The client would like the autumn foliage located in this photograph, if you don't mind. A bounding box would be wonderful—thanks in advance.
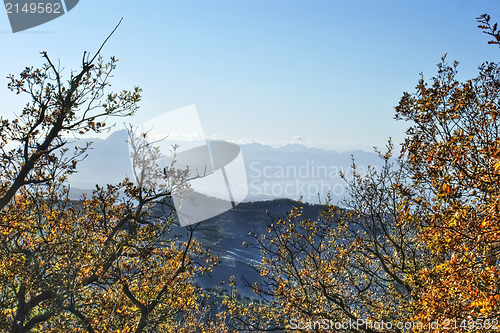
[396,52,500,326]
[226,14,500,333]
[0,40,225,332]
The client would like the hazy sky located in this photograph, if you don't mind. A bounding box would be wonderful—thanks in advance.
[1,0,500,151]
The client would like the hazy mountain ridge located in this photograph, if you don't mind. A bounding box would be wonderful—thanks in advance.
[67,129,384,203]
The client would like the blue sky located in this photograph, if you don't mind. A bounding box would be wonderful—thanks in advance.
[1,0,500,151]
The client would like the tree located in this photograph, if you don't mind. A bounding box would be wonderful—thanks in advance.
[226,149,425,333]
[0,28,226,332]
[227,14,500,333]
[395,28,500,326]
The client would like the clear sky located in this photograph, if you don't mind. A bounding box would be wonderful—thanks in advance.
[1,0,500,151]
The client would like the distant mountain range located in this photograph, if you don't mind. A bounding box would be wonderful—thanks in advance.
[67,129,384,204]
[65,130,378,296]
[62,131,385,299]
